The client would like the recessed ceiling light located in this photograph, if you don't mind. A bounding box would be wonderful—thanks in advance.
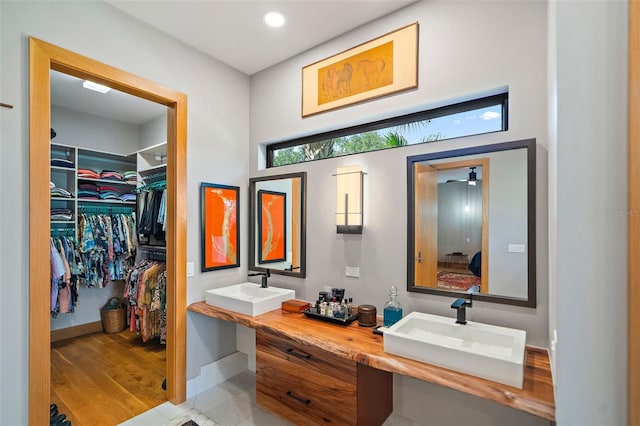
[82,80,111,94]
[263,11,285,28]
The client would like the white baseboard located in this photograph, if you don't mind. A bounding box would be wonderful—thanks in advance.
[186,351,248,399]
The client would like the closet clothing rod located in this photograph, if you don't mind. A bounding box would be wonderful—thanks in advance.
[135,179,166,193]
[50,228,76,237]
[78,205,135,214]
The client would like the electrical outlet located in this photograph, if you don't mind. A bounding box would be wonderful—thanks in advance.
[346,266,360,277]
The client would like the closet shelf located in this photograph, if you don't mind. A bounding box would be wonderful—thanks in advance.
[138,163,166,174]
[51,166,75,172]
[77,177,137,186]
[77,199,136,205]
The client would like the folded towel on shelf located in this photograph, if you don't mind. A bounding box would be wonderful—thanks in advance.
[77,168,100,179]
[51,158,74,168]
[122,170,138,182]
[99,191,121,200]
[100,170,123,181]
[79,183,99,191]
[51,208,72,221]
[50,187,73,198]
[77,189,99,199]
[98,185,121,193]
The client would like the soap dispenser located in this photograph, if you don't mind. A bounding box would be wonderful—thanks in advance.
[383,286,403,327]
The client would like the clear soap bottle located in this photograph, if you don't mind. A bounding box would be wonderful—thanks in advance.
[383,286,403,327]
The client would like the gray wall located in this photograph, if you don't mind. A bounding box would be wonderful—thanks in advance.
[552,1,628,424]
[0,2,248,424]
[487,148,528,298]
[250,1,549,424]
[437,180,483,263]
[140,114,167,150]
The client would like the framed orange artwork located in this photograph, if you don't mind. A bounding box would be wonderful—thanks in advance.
[201,183,240,271]
[258,190,286,264]
[302,22,419,117]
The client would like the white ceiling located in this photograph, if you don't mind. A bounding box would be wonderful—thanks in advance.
[51,70,167,125]
[51,0,415,125]
[106,0,416,76]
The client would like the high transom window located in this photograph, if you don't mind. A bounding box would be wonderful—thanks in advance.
[267,92,508,168]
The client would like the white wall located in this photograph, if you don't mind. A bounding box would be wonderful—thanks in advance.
[437,181,483,263]
[553,1,628,425]
[52,105,140,154]
[140,114,167,150]
[0,2,249,424]
[250,1,549,424]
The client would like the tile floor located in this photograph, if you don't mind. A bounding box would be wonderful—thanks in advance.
[119,369,415,426]
[119,370,289,426]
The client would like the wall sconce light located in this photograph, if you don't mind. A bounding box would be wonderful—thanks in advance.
[335,165,364,234]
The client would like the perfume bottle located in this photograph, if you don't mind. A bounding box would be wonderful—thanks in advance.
[383,286,403,327]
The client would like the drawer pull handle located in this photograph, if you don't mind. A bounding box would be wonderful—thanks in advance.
[286,391,310,405]
[286,348,311,359]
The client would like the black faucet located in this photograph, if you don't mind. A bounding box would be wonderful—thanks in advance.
[451,285,480,324]
[248,269,271,288]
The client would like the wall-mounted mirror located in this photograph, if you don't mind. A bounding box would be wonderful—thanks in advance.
[407,139,536,307]
[249,172,307,278]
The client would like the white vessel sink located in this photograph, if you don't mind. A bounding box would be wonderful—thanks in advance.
[383,311,526,388]
[204,282,295,316]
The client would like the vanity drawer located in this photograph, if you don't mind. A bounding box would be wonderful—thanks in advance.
[256,350,357,425]
[257,332,356,385]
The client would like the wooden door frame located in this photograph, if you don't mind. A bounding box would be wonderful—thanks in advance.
[629,2,639,425]
[29,37,187,425]
[421,158,490,293]
[414,163,439,287]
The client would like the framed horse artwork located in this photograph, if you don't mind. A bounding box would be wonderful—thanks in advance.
[302,22,419,117]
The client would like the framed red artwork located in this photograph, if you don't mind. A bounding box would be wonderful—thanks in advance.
[201,183,240,271]
[257,190,286,264]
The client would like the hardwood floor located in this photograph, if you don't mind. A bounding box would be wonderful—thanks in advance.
[51,331,166,425]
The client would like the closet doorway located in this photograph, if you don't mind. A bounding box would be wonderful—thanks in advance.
[29,38,187,425]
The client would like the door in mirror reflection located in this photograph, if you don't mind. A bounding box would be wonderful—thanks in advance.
[414,160,488,293]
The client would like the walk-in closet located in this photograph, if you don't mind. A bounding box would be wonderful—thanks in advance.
[49,69,170,424]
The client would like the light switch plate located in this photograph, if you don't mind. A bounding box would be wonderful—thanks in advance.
[346,266,360,277]
[508,244,526,253]
[186,262,194,277]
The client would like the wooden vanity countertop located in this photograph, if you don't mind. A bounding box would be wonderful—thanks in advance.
[188,302,555,421]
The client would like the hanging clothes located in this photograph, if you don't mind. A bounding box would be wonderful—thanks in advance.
[136,175,166,244]
[50,235,82,317]
[124,260,166,344]
[137,188,166,242]
[77,212,138,288]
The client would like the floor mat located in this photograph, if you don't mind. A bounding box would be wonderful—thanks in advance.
[163,409,218,426]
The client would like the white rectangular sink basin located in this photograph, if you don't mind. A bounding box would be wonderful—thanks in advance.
[384,311,526,388]
[204,282,295,316]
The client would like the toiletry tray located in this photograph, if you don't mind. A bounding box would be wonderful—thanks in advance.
[302,307,358,325]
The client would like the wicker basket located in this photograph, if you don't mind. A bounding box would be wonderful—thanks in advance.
[100,297,126,334]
